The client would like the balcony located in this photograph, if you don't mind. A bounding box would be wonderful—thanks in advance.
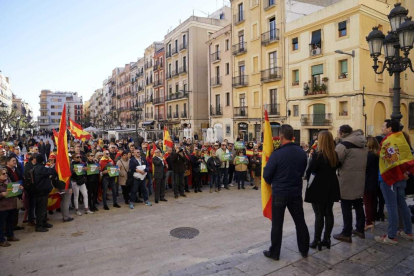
[210,105,222,117]
[145,112,154,119]
[166,91,189,101]
[211,76,222,87]
[155,113,165,121]
[172,47,178,56]
[261,67,282,82]
[180,43,187,51]
[166,72,172,79]
[166,51,172,59]
[310,45,322,56]
[234,106,248,118]
[232,75,248,87]
[301,113,333,126]
[138,86,144,92]
[263,0,276,10]
[304,84,328,96]
[232,42,247,56]
[234,12,244,25]
[211,51,220,63]
[261,29,280,45]
[173,112,179,118]
[172,70,179,78]
[181,111,187,118]
[144,61,153,69]
[167,113,172,119]
[264,103,280,116]
[146,78,153,85]
[153,97,165,105]
[145,96,153,103]
[154,79,164,87]
[179,66,187,75]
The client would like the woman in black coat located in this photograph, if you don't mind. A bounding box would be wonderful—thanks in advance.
[305,131,340,251]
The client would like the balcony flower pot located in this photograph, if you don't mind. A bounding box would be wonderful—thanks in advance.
[320,83,327,94]
[322,77,329,82]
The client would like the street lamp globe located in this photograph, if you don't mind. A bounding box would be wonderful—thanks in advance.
[366,26,385,57]
[397,17,414,51]
[383,32,399,59]
[388,3,408,32]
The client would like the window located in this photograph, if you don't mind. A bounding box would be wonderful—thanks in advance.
[216,94,220,108]
[293,105,299,117]
[253,56,258,72]
[226,92,230,106]
[216,66,220,78]
[220,13,225,20]
[269,17,276,40]
[292,37,298,51]
[183,103,187,114]
[169,85,172,95]
[225,39,229,50]
[377,61,384,81]
[310,30,322,55]
[182,56,187,70]
[254,91,259,107]
[311,64,323,87]
[169,105,172,115]
[175,60,178,72]
[339,60,348,79]
[269,51,277,69]
[175,40,178,50]
[183,34,186,46]
[339,101,348,116]
[238,30,245,47]
[238,3,244,21]
[175,84,179,93]
[252,23,258,39]
[226,63,230,75]
[338,21,347,37]
[175,104,178,113]
[292,70,299,86]
[183,83,187,92]
[409,103,414,129]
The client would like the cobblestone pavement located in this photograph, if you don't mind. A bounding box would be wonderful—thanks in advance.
[1,181,414,276]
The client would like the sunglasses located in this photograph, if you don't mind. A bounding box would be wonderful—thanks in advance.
[75,156,81,158]
[1,173,6,175]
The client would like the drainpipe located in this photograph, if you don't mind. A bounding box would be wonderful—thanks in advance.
[208,42,212,130]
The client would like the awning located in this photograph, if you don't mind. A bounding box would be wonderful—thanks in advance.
[142,121,155,126]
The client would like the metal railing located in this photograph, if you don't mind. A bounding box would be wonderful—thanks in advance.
[166,51,172,59]
[211,51,220,62]
[145,112,154,119]
[166,72,172,79]
[172,70,179,77]
[264,103,280,115]
[180,43,187,51]
[179,66,187,74]
[210,105,222,116]
[232,75,248,87]
[211,76,222,87]
[153,97,165,105]
[173,112,179,118]
[232,42,247,55]
[234,12,244,25]
[172,47,178,56]
[154,79,164,87]
[301,113,333,126]
[263,0,276,10]
[261,29,280,45]
[166,91,189,101]
[261,67,282,82]
[234,106,248,117]
[181,111,187,118]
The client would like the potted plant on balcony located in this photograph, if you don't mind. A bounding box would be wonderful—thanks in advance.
[322,77,329,83]
[320,83,327,94]
[301,117,308,125]
[313,84,321,94]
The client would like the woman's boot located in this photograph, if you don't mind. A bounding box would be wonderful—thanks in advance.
[321,233,331,249]
[309,237,322,251]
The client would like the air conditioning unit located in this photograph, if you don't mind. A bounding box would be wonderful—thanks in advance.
[312,47,321,55]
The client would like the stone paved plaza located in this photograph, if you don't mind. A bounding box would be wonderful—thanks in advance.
[1,183,414,276]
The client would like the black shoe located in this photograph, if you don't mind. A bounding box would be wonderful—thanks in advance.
[185,189,190,193]
[225,187,230,190]
[321,236,331,249]
[352,230,365,239]
[263,250,279,261]
[242,186,245,189]
[69,206,74,210]
[174,195,179,199]
[155,200,159,204]
[35,228,48,232]
[13,226,25,231]
[113,204,121,208]
[56,208,61,213]
[43,223,53,229]
[238,187,240,190]
[125,200,129,205]
[160,198,168,202]
[180,193,187,197]
[135,199,143,203]
[48,210,54,215]
[63,217,74,222]
[194,190,198,193]
[333,233,352,243]
[95,201,100,205]
[301,252,308,258]
[198,189,202,193]
[104,205,109,210]
[310,239,322,251]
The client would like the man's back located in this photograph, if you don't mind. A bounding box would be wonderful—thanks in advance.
[263,143,307,197]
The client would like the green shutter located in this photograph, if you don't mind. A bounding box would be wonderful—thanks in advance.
[295,70,299,82]
[311,64,323,75]
[341,60,348,74]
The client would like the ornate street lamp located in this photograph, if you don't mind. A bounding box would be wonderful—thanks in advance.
[366,3,414,122]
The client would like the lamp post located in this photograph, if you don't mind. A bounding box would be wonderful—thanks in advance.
[132,105,143,142]
[366,3,414,123]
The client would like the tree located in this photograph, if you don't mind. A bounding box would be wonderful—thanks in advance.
[0,109,18,139]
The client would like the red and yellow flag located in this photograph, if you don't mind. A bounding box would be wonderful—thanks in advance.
[380,131,414,186]
[68,119,91,140]
[261,110,273,220]
[52,129,59,145]
[56,105,72,190]
[163,126,174,151]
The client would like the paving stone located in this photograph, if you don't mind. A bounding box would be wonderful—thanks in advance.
[267,264,312,276]
[292,256,332,275]
[330,259,371,275]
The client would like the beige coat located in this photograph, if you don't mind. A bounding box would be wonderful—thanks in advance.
[116,159,130,186]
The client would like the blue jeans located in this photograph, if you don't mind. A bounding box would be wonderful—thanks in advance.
[102,177,118,206]
[130,178,148,203]
[380,180,413,238]
[219,168,229,187]
[0,209,16,242]
[270,196,309,257]
[165,171,174,188]
[210,174,219,189]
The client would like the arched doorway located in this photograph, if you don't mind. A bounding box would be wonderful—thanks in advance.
[373,102,386,136]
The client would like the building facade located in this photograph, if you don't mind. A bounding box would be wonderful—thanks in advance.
[153,47,166,128]
[0,73,13,113]
[38,90,83,130]
[164,7,230,139]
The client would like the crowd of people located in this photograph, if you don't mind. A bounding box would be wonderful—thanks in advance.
[0,132,264,247]
[262,121,414,261]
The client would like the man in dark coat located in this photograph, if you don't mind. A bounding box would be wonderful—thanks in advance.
[33,155,56,232]
[152,149,167,203]
[38,139,46,159]
[263,124,309,261]
[170,147,189,198]
[45,140,51,159]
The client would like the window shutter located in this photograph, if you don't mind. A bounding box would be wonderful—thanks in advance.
[292,37,298,44]
[338,21,347,31]
[295,70,299,82]
[311,65,323,75]
[310,30,321,45]
[341,60,348,74]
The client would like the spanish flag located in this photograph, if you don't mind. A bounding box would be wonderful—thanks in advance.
[380,132,414,186]
[163,126,174,151]
[261,110,273,220]
[52,129,58,145]
[68,119,92,140]
[56,105,72,190]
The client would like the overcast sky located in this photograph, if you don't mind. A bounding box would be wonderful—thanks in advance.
[0,0,228,118]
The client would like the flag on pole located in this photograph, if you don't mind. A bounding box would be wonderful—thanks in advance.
[163,126,174,151]
[379,131,414,186]
[68,119,92,140]
[261,110,273,220]
[56,105,72,190]
[52,129,59,145]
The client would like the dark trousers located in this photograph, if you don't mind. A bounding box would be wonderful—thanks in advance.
[193,172,201,191]
[35,194,48,229]
[174,172,185,195]
[270,195,309,257]
[375,184,385,219]
[154,176,166,201]
[102,177,117,206]
[28,192,36,222]
[130,178,148,202]
[311,202,334,240]
[236,171,246,188]
[0,209,17,242]
[363,191,376,226]
[228,164,235,183]
[86,180,99,209]
[219,168,229,188]
[121,185,130,203]
[340,198,365,236]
